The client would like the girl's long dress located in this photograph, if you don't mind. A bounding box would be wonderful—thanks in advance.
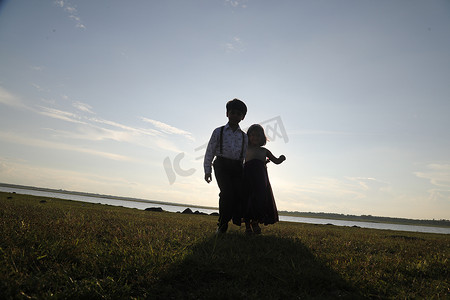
[242,159,279,225]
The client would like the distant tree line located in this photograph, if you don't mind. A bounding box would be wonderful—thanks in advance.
[278,211,450,227]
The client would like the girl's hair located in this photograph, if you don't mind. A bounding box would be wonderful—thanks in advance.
[247,124,267,146]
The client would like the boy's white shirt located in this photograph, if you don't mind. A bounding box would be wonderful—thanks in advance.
[203,123,248,174]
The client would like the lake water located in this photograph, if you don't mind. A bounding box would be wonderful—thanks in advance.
[2,186,449,235]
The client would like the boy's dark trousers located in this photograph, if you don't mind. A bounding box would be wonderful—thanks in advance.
[213,156,243,232]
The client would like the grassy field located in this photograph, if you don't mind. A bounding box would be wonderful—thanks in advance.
[1,192,448,299]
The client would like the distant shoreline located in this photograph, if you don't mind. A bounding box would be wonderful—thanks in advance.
[1,182,449,228]
[279,211,450,228]
[0,182,217,210]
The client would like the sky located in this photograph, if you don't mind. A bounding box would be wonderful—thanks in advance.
[0,0,449,220]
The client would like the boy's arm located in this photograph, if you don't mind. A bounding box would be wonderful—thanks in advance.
[266,148,286,165]
[203,128,219,183]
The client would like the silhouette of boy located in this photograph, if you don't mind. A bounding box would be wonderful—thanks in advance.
[204,99,248,234]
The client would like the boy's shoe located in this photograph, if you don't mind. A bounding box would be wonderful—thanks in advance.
[244,221,253,235]
[215,223,228,235]
[251,222,261,234]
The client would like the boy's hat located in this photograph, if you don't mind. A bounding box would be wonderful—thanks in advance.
[226,98,247,116]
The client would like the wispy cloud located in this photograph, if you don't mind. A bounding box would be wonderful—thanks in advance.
[30,66,44,71]
[141,117,194,141]
[345,177,390,192]
[31,83,52,93]
[91,118,161,138]
[31,102,182,152]
[414,163,450,202]
[274,175,394,211]
[37,113,161,145]
[271,174,404,217]
[73,101,95,114]
[2,84,191,154]
[0,87,26,109]
[43,126,124,143]
[54,0,86,29]
[0,131,135,162]
[32,83,44,92]
[415,163,450,188]
[38,112,179,152]
[0,159,12,174]
[225,36,245,53]
[37,106,87,124]
[225,0,248,9]
[272,176,364,215]
[291,176,368,200]
[40,98,56,105]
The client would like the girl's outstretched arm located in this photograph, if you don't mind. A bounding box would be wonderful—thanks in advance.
[266,148,286,165]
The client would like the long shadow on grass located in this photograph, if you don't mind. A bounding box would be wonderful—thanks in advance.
[150,232,362,299]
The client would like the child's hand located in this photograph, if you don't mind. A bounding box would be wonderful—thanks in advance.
[205,173,212,183]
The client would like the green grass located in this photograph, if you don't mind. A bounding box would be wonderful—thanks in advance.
[1,192,448,299]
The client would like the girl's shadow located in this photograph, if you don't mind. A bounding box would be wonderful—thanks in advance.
[150,233,363,299]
